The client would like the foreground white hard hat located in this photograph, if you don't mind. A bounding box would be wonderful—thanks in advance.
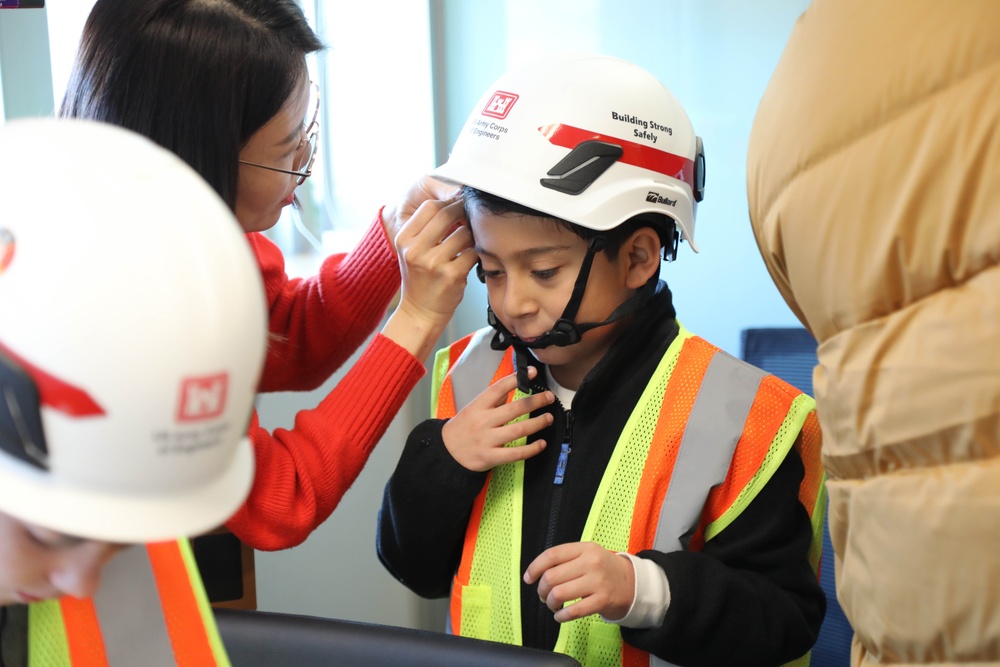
[433,52,706,255]
[0,118,267,543]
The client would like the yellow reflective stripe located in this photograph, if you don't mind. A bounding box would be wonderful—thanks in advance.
[703,394,815,542]
[459,586,493,641]
[808,479,828,574]
[431,345,452,418]
[177,538,231,667]
[27,600,70,667]
[580,328,688,549]
[463,387,531,644]
[466,461,524,644]
[555,329,691,663]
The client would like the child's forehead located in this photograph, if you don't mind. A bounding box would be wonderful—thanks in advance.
[470,212,582,255]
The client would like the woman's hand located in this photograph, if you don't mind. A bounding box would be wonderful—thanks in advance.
[442,367,554,472]
[380,196,477,362]
[381,175,461,249]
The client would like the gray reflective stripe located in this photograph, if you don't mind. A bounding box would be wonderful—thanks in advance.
[650,351,766,667]
[653,350,765,555]
[92,545,176,667]
[449,327,506,412]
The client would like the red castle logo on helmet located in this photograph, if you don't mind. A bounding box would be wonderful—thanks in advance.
[177,373,229,422]
[482,91,519,120]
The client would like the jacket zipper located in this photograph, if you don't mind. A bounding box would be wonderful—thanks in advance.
[543,409,573,551]
[538,408,573,646]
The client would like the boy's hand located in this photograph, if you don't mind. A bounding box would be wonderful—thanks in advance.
[442,367,554,472]
[524,542,635,623]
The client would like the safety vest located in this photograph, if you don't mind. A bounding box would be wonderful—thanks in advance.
[433,325,825,667]
[26,538,229,667]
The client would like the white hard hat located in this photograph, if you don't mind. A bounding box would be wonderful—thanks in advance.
[0,118,267,543]
[433,52,706,254]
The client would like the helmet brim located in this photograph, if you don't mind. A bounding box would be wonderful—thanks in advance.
[0,437,254,543]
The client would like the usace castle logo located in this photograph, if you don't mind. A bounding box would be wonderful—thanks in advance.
[482,91,519,120]
[177,373,229,422]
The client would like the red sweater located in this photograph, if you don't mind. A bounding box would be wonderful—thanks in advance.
[226,214,426,550]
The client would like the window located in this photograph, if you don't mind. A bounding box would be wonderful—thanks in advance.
[45,0,95,109]
[271,0,436,259]
[44,1,435,262]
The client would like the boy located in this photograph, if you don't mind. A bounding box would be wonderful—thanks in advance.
[0,118,267,664]
[377,54,826,666]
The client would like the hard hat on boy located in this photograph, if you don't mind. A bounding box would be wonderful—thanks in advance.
[434,52,706,259]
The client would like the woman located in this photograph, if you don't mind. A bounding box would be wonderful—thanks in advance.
[60,0,478,550]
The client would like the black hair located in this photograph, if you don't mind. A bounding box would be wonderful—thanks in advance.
[461,186,675,259]
[60,0,324,210]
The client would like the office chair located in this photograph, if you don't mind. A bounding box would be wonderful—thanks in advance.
[215,608,581,667]
[740,327,853,667]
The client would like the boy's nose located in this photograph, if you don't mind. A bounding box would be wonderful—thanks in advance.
[503,278,537,319]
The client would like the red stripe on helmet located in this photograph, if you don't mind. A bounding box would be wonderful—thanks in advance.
[539,123,695,187]
[0,341,105,417]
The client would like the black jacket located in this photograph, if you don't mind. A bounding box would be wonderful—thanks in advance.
[0,605,27,667]
[377,282,825,666]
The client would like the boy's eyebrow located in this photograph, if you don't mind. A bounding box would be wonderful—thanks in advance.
[475,245,575,260]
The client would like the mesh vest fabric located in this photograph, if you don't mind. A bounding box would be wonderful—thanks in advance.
[25,539,229,667]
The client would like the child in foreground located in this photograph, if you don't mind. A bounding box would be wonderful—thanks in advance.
[377,53,826,667]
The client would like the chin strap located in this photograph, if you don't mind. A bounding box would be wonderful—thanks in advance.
[481,236,659,392]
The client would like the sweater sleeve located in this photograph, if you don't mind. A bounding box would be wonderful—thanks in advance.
[621,447,826,667]
[248,211,400,393]
[226,333,425,551]
[376,418,488,598]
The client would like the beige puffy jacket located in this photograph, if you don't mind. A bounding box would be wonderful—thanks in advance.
[746,1,1000,664]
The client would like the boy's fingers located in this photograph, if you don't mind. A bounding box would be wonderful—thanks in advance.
[499,392,554,423]
[498,413,552,441]
[492,439,546,466]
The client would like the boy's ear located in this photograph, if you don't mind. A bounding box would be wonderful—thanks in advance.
[623,227,662,289]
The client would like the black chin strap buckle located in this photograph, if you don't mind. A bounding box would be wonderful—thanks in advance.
[544,319,581,347]
[512,346,532,393]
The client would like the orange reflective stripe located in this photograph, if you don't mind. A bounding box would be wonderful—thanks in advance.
[146,541,216,666]
[438,374,457,419]
[492,349,514,384]
[439,334,475,419]
[627,336,714,554]
[59,596,108,667]
[449,333,474,367]
[452,481,491,636]
[623,642,645,667]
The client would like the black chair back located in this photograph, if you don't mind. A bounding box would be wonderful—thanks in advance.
[215,608,582,667]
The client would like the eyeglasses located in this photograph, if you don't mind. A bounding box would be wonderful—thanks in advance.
[239,82,321,186]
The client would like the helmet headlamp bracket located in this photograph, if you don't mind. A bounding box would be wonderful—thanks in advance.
[540,140,624,196]
[0,347,49,470]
